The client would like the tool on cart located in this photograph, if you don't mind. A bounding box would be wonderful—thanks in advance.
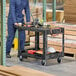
[23,18,43,27]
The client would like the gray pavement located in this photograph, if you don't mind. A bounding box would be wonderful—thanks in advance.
[6,51,76,76]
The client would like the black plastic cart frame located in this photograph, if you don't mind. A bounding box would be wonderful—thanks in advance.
[15,26,64,65]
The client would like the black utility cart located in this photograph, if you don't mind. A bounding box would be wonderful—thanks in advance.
[15,24,64,66]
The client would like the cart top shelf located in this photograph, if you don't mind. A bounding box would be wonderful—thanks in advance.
[15,25,64,35]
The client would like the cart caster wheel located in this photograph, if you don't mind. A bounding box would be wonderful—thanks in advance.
[19,55,23,61]
[41,60,46,66]
[57,57,61,63]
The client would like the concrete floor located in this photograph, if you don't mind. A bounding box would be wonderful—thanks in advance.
[6,51,76,76]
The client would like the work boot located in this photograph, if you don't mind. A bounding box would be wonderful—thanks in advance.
[6,53,11,58]
[17,50,26,57]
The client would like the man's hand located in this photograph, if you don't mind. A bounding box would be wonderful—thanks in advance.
[14,23,18,26]
[24,22,31,27]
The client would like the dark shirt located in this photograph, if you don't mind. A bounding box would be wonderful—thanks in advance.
[8,0,30,23]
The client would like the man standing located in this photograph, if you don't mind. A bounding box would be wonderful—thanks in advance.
[6,0,30,58]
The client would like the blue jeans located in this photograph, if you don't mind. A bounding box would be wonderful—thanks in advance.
[6,20,25,54]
